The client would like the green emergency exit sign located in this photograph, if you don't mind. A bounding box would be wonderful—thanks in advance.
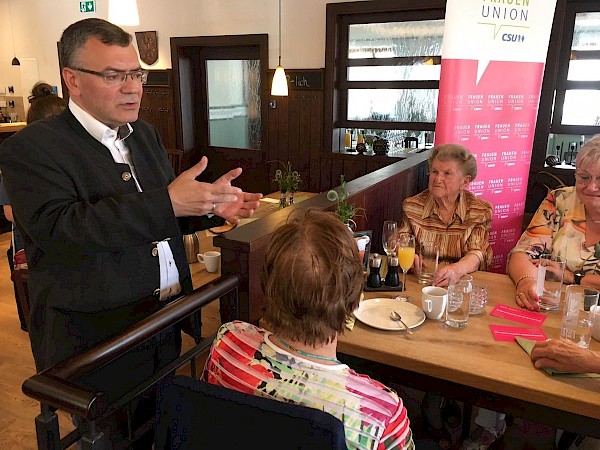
[80,1,95,13]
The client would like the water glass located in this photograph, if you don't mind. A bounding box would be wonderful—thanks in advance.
[382,221,398,257]
[446,275,473,328]
[417,241,439,286]
[469,283,488,315]
[561,285,599,348]
[536,255,566,311]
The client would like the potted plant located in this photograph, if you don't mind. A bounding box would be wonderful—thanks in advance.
[271,160,301,208]
[327,175,365,231]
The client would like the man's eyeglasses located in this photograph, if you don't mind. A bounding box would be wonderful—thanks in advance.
[575,172,600,186]
[72,67,149,86]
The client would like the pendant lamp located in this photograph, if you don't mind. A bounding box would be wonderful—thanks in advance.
[108,0,140,26]
[271,0,288,96]
[8,0,20,66]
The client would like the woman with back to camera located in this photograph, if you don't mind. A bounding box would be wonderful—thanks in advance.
[0,82,67,331]
[399,143,493,287]
[509,135,600,310]
[203,210,413,449]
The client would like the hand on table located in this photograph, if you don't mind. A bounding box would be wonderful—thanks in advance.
[514,276,540,311]
[531,339,600,373]
[168,157,262,221]
[432,264,462,287]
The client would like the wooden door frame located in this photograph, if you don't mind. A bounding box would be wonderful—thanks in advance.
[169,35,269,173]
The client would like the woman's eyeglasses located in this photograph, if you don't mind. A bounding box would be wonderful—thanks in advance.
[72,67,149,86]
[575,173,600,186]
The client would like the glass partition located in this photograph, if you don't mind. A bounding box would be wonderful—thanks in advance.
[206,59,261,150]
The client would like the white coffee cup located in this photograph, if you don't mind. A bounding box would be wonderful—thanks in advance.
[422,286,448,320]
[197,251,221,273]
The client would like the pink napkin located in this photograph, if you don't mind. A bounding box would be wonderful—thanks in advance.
[490,304,546,326]
[489,325,547,342]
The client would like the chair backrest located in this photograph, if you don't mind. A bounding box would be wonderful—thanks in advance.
[155,375,348,450]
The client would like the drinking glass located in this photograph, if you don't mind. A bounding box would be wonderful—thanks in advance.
[561,285,599,348]
[397,233,416,292]
[536,255,566,311]
[382,221,398,257]
[417,241,439,285]
[446,275,473,328]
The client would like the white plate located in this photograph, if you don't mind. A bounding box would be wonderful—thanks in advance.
[353,298,426,331]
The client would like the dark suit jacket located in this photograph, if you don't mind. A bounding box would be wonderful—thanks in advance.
[0,108,214,373]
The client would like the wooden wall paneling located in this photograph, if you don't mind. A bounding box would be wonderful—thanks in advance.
[277,96,290,164]
[296,92,313,194]
[343,158,368,184]
[287,93,301,167]
[309,92,324,193]
[320,155,333,190]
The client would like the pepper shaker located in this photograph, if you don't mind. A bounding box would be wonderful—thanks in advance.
[367,253,382,288]
[385,256,400,287]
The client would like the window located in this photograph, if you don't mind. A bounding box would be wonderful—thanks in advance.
[325,2,446,152]
[552,5,600,133]
[535,2,600,168]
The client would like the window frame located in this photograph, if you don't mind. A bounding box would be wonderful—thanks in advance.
[324,0,446,152]
[550,1,600,135]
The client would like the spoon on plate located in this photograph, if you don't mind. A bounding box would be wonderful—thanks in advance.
[390,310,413,334]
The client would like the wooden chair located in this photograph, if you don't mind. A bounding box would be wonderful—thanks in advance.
[12,267,30,331]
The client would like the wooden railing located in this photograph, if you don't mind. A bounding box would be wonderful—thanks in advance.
[21,275,240,450]
[214,151,430,324]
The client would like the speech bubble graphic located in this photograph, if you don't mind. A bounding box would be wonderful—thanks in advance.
[476,57,491,85]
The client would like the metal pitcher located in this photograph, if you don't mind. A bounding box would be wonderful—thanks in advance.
[182,232,201,263]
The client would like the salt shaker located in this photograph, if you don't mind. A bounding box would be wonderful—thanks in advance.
[367,253,382,288]
[385,256,400,287]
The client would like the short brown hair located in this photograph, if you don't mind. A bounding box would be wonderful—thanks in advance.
[59,18,132,69]
[429,143,478,180]
[261,210,364,346]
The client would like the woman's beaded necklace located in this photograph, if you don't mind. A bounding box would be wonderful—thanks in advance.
[277,337,341,364]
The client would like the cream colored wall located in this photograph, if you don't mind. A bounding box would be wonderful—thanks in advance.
[0,0,368,99]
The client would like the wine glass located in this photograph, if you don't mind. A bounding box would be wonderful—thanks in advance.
[382,221,398,258]
[397,233,416,292]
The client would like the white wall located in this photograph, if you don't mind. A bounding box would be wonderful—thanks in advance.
[0,0,369,98]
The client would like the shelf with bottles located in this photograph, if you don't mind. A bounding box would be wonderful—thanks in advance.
[342,128,434,155]
[544,133,594,169]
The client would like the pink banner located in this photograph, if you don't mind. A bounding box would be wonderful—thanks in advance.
[436,0,557,272]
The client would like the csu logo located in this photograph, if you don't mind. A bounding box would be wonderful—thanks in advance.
[502,33,525,43]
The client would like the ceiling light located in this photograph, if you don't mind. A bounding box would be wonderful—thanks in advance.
[108,0,140,26]
[271,0,288,96]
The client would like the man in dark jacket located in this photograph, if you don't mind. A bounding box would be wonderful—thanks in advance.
[0,17,261,446]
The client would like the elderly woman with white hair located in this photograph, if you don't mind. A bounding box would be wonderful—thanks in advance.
[509,135,600,310]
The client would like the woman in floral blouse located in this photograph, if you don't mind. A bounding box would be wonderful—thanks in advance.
[509,135,600,310]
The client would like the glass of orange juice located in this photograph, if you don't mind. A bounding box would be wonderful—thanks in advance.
[397,233,416,292]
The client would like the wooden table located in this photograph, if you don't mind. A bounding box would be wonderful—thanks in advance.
[190,192,317,290]
[338,271,600,437]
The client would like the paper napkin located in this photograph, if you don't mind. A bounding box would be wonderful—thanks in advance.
[515,337,600,377]
[490,304,546,326]
[489,325,547,342]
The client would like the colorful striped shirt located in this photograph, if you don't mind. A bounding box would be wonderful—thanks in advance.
[399,189,493,269]
[202,321,412,450]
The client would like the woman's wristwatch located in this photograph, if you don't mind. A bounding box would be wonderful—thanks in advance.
[574,269,586,285]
